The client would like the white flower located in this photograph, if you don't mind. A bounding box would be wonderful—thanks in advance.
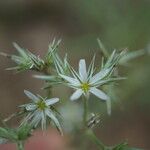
[20,90,62,134]
[59,58,111,101]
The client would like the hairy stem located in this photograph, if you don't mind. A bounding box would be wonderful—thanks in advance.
[46,85,52,98]
[83,96,88,126]
[82,96,107,150]
[86,130,106,150]
[16,141,24,150]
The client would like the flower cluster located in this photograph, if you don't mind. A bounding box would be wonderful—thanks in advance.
[0,39,145,150]
[0,39,61,72]
[0,39,128,131]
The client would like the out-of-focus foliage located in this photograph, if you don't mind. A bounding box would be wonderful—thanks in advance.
[0,124,33,144]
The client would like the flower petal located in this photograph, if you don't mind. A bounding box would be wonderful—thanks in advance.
[30,111,42,127]
[90,68,112,85]
[24,90,39,102]
[45,98,59,106]
[20,113,33,125]
[45,109,63,135]
[41,112,46,130]
[79,59,87,81]
[70,89,83,101]
[90,87,109,100]
[87,55,95,79]
[59,74,80,86]
[25,104,37,111]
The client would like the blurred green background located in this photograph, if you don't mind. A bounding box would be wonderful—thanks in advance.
[0,0,150,149]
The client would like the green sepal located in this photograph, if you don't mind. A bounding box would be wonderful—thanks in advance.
[0,124,33,144]
[17,124,33,141]
[0,127,18,142]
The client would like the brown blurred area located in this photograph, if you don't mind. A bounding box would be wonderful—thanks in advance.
[0,0,150,150]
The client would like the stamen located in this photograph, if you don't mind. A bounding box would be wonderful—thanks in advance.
[81,83,90,92]
[37,100,47,110]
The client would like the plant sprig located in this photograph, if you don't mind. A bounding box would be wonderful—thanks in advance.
[0,38,145,150]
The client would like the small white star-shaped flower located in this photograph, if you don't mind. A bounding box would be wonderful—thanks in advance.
[60,58,111,101]
[20,90,62,134]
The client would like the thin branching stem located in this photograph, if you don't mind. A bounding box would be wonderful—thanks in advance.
[16,141,24,150]
[82,95,107,150]
[86,129,107,150]
[83,95,88,126]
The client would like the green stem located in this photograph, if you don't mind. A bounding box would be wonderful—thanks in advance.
[83,96,88,126]
[86,130,107,150]
[46,85,52,98]
[16,141,24,150]
[82,96,107,150]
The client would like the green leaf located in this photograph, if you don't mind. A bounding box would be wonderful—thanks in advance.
[119,49,145,65]
[112,142,143,150]
[33,75,57,81]
[0,127,10,138]
[0,127,17,141]
[104,50,127,69]
[13,43,28,59]
[0,124,33,144]
[10,55,23,64]
[48,39,61,53]
[45,39,61,63]
[97,38,109,58]
[17,124,32,141]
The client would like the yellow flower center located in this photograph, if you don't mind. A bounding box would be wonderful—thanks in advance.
[81,83,90,92]
[37,100,47,110]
